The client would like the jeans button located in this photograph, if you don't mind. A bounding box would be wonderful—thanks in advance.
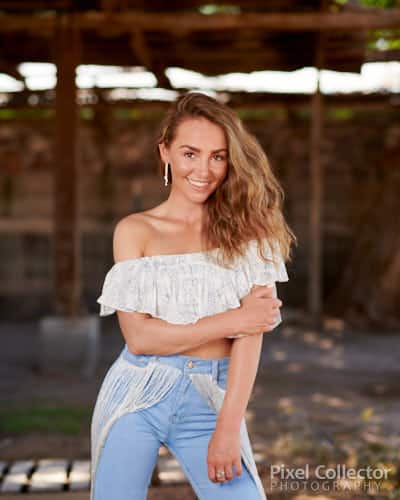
[187,360,194,368]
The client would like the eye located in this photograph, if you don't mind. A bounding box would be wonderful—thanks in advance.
[214,154,226,161]
[184,151,195,159]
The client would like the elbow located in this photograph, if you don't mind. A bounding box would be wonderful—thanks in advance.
[118,312,151,355]
[126,333,148,355]
[127,342,145,356]
[120,324,148,355]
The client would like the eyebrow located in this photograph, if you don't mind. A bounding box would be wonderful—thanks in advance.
[179,145,228,153]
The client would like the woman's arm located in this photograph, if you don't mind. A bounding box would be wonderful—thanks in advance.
[207,334,263,482]
[117,307,243,356]
[206,284,273,483]
[117,282,279,355]
[216,333,263,432]
[216,283,280,431]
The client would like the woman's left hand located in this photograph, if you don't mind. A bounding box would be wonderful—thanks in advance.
[207,427,242,483]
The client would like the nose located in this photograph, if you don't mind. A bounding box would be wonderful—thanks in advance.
[193,159,211,179]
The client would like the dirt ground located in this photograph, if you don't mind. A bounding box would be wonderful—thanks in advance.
[1,312,400,498]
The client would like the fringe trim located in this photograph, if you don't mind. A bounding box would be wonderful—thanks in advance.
[189,373,268,500]
[90,357,266,500]
[90,355,182,500]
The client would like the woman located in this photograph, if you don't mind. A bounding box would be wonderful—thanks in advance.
[91,91,296,500]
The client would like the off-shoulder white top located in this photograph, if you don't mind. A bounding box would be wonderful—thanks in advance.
[96,237,289,337]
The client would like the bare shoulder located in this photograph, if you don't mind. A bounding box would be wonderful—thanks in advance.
[112,212,152,263]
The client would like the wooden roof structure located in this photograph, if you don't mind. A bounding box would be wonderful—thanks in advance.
[1,0,399,328]
[0,1,399,87]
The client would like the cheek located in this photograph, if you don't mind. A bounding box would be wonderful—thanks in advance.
[173,160,193,176]
[213,163,228,181]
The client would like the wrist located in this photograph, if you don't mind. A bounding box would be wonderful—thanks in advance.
[224,308,245,337]
[215,412,243,433]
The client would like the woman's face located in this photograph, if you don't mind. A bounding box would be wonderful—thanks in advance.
[159,117,229,199]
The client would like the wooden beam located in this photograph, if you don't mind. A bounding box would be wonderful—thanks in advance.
[0,59,25,83]
[130,28,172,89]
[53,13,81,317]
[309,31,325,330]
[130,29,153,69]
[0,0,71,9]
[2,91,399,112]
[2,89,399,110]
[0,10,400,34]
[100,0,122,12]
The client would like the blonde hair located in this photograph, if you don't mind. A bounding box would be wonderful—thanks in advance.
[155,91,297,267]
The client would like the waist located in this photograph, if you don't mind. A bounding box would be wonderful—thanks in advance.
[179,337,233,358]
[121,344,230,375]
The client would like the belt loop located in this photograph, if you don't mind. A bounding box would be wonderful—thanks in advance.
[211,360,218,382]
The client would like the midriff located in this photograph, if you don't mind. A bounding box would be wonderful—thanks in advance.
[179,336,233,358]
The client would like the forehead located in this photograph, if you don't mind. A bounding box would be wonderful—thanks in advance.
[174,117,227,147]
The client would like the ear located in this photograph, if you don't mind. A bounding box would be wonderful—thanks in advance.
[158,142,168,163]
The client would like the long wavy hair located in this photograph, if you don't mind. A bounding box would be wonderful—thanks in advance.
[155,91,297,268]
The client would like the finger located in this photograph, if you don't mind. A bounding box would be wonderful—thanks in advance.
[208,463,216,482]
[224,464,234,481]
[215,465,227,483]
[253,286,274,298]
[233,457,243,477]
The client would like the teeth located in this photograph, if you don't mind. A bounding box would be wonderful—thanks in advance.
[187,178,210,187]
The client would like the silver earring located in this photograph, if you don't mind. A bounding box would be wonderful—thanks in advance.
[164,162,169,186]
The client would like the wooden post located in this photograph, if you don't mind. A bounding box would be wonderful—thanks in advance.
[309,34,325,330]
[53,13,81,316]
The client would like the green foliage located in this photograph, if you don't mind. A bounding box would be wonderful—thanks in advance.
[328,108,354,120]
[334,0,398,7]
[237,108,287,121]
[368,29,400,50]
[113,108,164,121]
[0,108,53,120]
[198,4,241,14]
[0,401,91,435]
[80,107,94,120]
[360,0,397,7]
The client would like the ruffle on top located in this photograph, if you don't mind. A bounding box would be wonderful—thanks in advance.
[96,238,289,325]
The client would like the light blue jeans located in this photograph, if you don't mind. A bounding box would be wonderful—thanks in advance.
[91,345,266,500]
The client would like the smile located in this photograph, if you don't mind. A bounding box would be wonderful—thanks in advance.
[186,178,212,189]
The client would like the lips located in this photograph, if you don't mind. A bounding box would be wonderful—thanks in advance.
[186,177,212,190]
